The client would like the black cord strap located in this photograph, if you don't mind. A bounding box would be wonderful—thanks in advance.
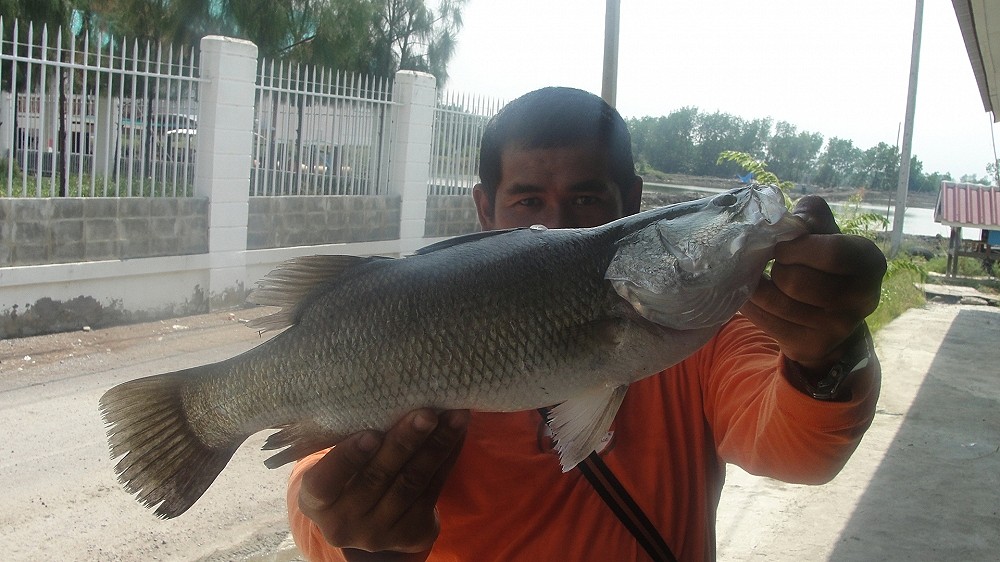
[538,408,677,561]
[577,451,678,562]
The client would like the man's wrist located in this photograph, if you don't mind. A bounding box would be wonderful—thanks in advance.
[787,325,873,401]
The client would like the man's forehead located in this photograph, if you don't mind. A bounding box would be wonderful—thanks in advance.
[501,138,603,155]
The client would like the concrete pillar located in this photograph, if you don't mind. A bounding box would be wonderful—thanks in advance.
[388,70,436,255]
[195,36,258,308]
[91,95,120,179]
[0,91,12,159]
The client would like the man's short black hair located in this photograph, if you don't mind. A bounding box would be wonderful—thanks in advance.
[477,87,637,201]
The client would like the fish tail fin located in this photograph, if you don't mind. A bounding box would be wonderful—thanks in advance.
[99,371,244,519]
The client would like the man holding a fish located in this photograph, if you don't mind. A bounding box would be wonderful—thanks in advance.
[286,87,886,561]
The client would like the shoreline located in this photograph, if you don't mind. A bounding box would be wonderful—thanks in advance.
[643,173,940,210]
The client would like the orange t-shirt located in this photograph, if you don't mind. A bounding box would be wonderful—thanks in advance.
[287,315,880,561]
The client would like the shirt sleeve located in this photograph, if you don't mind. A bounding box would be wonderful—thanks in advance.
[286,449,351,562]
[699,314,881,484]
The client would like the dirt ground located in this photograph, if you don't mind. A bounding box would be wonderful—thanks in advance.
[0,301,996,561]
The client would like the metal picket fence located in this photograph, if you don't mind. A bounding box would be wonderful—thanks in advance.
[0,18,200,198]
[429,91,503,195]
[252,59,394,196]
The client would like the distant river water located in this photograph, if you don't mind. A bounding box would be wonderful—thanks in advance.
[649,183,981,240]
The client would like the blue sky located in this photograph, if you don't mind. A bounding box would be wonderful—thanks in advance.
[446,0,996,180]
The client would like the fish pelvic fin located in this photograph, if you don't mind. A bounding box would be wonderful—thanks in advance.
[99,371,245,519]
[262,422,344,469]
[547,384,628,472]
[247,254,389,333]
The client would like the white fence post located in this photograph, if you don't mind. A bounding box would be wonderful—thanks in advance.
[195,36,259,307]
[0,91,11,159]
[388,70,436,255]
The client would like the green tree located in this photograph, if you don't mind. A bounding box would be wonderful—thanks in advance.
[82,0,467,85]
[814,137,862,188]
[629,107,698,174]
[765,121,823,183]
[693,111,763,177]
[368,0,466,83]
[859,142,899,191]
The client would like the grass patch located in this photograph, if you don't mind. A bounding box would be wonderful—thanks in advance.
[1,158,194,197]
[925,255,993,278]
[867,264,926,334]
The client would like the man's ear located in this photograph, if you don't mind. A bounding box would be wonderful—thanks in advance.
[623,175,643,215]
[472,184,495,230]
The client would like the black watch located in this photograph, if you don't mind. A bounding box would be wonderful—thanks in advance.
[803,326,873,401]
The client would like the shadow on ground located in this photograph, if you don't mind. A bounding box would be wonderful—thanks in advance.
[830,308,999,560]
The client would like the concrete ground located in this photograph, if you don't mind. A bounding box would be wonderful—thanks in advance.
[716,302,999,561]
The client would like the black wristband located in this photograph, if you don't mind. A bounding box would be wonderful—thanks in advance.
[803,325,873,401]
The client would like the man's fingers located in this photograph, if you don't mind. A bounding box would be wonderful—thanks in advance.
[375,409,470,519]
[299,431,382,514]
[792,195,840,234]
[745,276,819,330]
[345,410,441,503]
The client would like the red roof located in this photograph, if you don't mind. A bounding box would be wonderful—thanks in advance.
[935,181,1000,228]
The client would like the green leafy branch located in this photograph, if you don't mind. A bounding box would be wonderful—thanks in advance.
[716,150,793,192]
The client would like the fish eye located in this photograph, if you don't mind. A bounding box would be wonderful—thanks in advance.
[712,193,738,207]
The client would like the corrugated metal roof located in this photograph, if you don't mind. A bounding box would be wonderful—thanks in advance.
[952,0,1000,121]
[934,181,1000,228]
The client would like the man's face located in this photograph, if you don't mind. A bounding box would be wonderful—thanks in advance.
[473,143,641,231]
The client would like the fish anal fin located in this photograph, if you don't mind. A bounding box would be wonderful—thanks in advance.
[547,384,628,472]
[247,254,389,333]
[263,422,344,469]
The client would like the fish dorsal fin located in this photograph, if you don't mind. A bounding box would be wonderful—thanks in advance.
[547,384,628,472]
[247,254,388,332]
[414,227,526,255]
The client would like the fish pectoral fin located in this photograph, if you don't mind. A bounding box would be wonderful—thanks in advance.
[547,384,628,472]
[263,422,345,469]
[247,254,390,332]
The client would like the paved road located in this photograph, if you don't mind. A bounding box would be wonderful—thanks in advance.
[1,302,997,561]
[0,308,299,561]
[717,302,999,561]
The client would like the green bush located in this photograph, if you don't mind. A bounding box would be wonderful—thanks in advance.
[867,262,925,334]
[925,255,991,277]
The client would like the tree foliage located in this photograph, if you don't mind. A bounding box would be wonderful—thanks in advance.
[75,0,467,85]
[629,106,959,195]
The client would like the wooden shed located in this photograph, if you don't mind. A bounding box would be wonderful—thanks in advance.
[934,181,1000,276]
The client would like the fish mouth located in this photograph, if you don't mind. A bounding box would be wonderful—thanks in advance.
[751,184,790,225]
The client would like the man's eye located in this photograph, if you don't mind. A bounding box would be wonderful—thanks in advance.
[574,195,601,205]
[516,198,541,207]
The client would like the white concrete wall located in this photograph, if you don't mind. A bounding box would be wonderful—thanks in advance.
[0,54,450,334]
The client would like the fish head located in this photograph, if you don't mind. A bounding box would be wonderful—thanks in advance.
[606,184,806,330]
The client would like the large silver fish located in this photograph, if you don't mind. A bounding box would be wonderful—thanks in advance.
[99,184,805,518]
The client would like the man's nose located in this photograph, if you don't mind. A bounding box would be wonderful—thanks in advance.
[538,205,578,229]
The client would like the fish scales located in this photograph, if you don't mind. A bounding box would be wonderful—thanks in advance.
[100,184,806,518]
[186,228,623,439]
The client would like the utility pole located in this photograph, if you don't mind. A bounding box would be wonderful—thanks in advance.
[602,0,621,107]
[891,0,924,257]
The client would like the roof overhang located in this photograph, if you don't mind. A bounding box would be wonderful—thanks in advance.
[953,0,1000,121]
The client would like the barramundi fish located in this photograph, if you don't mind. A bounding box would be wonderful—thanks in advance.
[100,183,806,518]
